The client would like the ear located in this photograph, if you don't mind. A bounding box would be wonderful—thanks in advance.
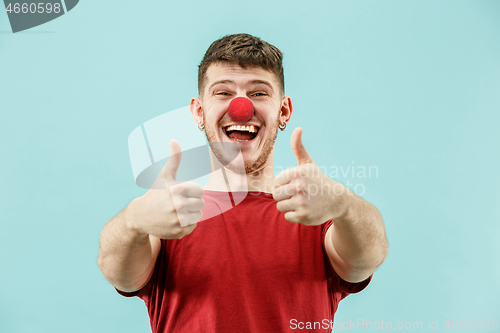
[190,97,203,125]
[280,96,293,125]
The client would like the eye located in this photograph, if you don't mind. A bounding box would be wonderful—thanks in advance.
[216,91,230,96]
[252,92,267,97]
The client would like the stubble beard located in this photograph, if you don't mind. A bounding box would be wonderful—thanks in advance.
[204,113,280,175]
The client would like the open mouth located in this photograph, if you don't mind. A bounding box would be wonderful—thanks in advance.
[223,124,259,142]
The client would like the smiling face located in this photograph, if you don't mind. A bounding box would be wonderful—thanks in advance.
[191,62,292,175]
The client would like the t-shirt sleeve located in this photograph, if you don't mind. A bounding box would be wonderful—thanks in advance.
[115,288,141,297]
[321,220,372,299]
[336,272,372,295]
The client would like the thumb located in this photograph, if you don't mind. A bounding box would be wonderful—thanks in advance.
[291,127,313,165]
[164,139,182,182]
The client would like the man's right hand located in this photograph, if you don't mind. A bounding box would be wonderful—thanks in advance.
[130,139,205,239]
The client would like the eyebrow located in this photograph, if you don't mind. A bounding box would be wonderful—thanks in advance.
[208,79,274,92]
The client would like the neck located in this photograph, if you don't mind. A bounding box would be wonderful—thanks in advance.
[204,151,275,193]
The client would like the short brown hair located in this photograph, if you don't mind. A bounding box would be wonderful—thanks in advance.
[198,33,284,96]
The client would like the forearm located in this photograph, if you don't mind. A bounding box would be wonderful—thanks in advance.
[331,189,388,271]
[98,199,159,292]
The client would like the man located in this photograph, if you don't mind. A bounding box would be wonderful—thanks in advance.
[98,33,388,333]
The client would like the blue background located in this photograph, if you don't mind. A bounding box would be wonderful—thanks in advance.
[1,0,499,332]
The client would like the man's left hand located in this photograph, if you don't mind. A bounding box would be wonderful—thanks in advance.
[272,127,348,225]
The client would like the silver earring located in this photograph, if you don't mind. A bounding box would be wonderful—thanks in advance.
[198,120,205,131]
[279,122,286,131]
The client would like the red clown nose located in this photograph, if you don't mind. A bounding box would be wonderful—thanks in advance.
[228,97,254,123]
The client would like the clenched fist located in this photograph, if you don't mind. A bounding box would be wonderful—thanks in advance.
[131,140,205,239]
[272,128,349,226]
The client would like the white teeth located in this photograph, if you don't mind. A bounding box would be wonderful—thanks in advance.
[226,125,257,133]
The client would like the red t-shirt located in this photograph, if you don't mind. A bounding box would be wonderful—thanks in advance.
[118,191,371,332]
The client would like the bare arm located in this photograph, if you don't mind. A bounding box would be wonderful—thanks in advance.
[97,140,204,292]
[272,128,388,283]
[324,191,388,283]
[98,199,161,292]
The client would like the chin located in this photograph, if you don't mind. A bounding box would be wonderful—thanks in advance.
[205,118,279,175]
